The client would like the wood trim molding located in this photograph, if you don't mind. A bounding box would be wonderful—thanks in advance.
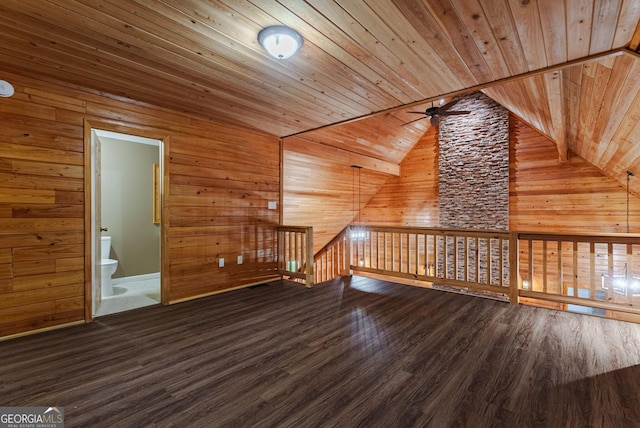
[279,138,284,225]
[82,120,171,313]
[160,136,170,305]
[0,320,85,342]
[623,48,640,60]
[629,18,640,52]
[167,277,281,304]
[83,120,93,323]
[543,70,568,162]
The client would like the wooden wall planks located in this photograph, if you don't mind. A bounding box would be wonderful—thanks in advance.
[355,115,640,235]
[509,115,640,233]
[360,126,439,226]
[282,137,391,254]
[484,53,640,195]
[0,72,280,337]
[1,60,638,339]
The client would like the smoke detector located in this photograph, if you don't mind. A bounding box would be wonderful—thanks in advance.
[0,80,15,97]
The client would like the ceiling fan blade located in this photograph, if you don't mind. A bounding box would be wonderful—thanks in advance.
[402,117,427,126]
[439,110,471,116]
[430,116,439,126]
[437,99,460,112]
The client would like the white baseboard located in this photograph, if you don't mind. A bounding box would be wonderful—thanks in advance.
[112,272,160,285]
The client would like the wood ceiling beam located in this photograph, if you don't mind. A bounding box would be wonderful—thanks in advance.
[544,70,568,162]
[283,48,627,139]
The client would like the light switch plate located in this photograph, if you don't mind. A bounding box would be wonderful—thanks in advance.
[268,201,277,210]
[219,258,224,267]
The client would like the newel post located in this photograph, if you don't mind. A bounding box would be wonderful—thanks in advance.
[347,225,353,276]
[509,231,519,305]
[305,226,314,288]
[277,227,283,279]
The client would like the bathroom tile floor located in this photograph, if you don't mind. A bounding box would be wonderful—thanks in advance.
[95,277,160,317]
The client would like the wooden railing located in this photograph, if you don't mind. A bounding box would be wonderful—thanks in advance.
[314,226,350,284]
[310,225,640,320]
[347,225,517,301]
[517,232,640,317]
[277,226,314,287]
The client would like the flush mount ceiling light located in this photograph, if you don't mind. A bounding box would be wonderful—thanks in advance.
[0,80,14,97]
[258,25,303,59]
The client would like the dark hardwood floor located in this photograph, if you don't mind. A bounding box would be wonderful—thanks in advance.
[2,276,640,427]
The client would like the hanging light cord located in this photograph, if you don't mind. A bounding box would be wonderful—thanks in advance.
[358,166,361,226]
[352,166,355,226]
[627,171,634,233]
[351,166,361,226]
[350,165,362,232]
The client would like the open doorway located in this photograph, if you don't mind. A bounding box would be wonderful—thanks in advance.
[89,128,164,317]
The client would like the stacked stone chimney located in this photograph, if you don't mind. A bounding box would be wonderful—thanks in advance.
[436,92,509,285]
[438,92,509,230]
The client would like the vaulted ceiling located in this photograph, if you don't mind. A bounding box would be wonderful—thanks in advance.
[0,1,639,185]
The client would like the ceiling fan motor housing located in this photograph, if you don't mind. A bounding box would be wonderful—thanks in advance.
[426,106,439,116]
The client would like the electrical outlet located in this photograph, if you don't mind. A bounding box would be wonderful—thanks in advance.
[237,255,243,264]
[219,258,224,267]
[268,201,277,210]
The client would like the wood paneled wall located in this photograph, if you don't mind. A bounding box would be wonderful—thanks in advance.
[359,126,439,227]
[0,72,280,338]
[283,137,391,254]
[358,115,640,234]
[166,130,280,302]
[509,115,640,233]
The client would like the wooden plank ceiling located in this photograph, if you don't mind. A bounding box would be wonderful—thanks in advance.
[485,50,640,187]
[0,1,639,195]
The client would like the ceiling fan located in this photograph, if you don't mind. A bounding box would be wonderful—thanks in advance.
[403,99,470,126]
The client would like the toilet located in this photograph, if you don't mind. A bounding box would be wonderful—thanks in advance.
[100,236,118,297]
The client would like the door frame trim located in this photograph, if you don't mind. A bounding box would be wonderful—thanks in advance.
[83,120,170,322]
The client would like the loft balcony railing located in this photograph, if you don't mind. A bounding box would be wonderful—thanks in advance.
[313,226,350,283]
[277,225,314,287]
[317,225,516,301]
[313,225,640,321]
[517,232,640,319]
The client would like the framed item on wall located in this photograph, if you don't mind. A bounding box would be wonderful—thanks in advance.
[153,163,160,224]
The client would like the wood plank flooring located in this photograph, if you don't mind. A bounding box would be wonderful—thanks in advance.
[2,276,640,427]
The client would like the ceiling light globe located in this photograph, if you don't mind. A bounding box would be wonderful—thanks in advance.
[258,26,303,59]
[0,80,14,97]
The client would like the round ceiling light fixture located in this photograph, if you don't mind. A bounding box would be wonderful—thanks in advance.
[258,25,303,59]
[0,80,15,97]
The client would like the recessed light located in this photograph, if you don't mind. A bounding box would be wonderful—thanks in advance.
[258,26,303,59]
[0,80,14,97]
